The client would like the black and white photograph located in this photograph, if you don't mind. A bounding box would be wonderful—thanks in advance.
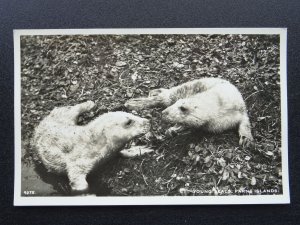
[14,28,289,205]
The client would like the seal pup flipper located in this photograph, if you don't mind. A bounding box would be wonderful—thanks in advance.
[54,100,95,125]
[67,166,89,193]
[49,100,95,125]
[165,125,186,137]
[68,100,95,120]
[125,96,168,110]
[72,100,95,114]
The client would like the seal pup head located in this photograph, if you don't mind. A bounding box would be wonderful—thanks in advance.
[89,111,151,148]
[161,98,205,128]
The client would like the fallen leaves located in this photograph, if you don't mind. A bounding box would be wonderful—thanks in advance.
[116,61,127,67]
[21,34,282,196]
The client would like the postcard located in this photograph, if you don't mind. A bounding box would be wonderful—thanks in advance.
[14,28,289,205]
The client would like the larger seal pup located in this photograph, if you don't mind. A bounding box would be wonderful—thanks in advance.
[32,101,150,193]
[125,78,253,146]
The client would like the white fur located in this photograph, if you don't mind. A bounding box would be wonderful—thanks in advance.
[161,80,253,144]
[125,78,253,145]
[32,101,150,193]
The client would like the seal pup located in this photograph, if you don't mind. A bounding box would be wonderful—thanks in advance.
[32,101,150,193]
[125,78,253,146]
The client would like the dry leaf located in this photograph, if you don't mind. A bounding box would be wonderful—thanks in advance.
[222,170,230,180]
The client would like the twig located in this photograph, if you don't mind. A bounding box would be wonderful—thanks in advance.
[118,70,126,85]
[78,85,85,99]
[162,167,177,184]
[139,159,148,186]
[245,90,263,101]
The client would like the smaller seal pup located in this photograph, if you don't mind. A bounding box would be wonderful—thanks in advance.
[32,101,150,193]
[125,78,253,146]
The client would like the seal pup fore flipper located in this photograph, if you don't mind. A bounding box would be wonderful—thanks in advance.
[66,100,95,124]
[165,125,186,137]
[238,113,254,147]
[49,100,95,125]
[125,87,177,110]
[71,100,95,116]
[125,96,170,111]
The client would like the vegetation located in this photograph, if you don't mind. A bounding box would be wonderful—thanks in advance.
[21,34,282,196]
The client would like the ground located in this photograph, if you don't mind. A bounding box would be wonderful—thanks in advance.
[20,34,282,196]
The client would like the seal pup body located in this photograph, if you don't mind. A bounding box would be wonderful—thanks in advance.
[32,101,150,192]
[125,78,253,145]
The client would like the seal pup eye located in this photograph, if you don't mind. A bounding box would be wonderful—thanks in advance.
[124,119,134,127]
[179,106,188,113]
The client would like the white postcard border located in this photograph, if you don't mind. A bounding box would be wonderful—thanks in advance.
[14,28,289,206]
